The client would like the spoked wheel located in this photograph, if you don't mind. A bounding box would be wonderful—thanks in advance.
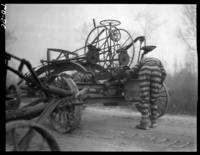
[84,20,135,72]
[49,74,82,133]
[6,120,60,151]
[156,83,170,118]
[50,101,82,133]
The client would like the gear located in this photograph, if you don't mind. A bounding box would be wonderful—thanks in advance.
[109,28,121,42]
[118,50,130,66]
[86,45,100,64]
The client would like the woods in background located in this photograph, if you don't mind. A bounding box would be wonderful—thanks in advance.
[166,65,197,115]
[167,5,197,115]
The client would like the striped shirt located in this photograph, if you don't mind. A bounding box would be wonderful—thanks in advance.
[132,57,167,81]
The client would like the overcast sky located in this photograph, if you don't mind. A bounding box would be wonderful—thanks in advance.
[6,4,193,75]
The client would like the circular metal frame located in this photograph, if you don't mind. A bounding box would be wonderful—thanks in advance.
[49,74,82,133]
[50,103,82,133]
[156,83,169,118]
[100,19,121,27]
[84,26,135,72]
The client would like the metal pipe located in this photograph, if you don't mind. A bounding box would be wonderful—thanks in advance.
[6,52,22,61]
[93,18,96,28]
[44,85,73,97]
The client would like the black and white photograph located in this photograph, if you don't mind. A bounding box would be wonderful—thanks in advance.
[5,4,197,152]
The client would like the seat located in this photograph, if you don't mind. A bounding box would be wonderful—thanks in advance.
[141,45,156,54]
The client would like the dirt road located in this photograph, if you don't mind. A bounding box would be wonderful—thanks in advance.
[45,104,196,151]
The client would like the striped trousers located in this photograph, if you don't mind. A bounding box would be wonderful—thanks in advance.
[138,65,162,122]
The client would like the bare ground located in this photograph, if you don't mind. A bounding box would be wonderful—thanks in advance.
[44,104,197,152]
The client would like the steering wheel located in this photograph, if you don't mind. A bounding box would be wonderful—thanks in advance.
[100,19,121,27]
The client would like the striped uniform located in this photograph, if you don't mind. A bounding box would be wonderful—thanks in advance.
[133,57,167,122]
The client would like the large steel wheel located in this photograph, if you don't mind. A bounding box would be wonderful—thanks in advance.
[135,83,169,118]
[6,120,60,151]
[84,20,135,71]
[156,83,170,118]
[50,102,82,133]
[49,74,82,133]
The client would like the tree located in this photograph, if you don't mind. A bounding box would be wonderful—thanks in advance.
[177,5,197,74]
[74,21,91,43]
[178,5,196,52]
[135,12,167,43]
[173,57,178,75]
[133,12,168,68]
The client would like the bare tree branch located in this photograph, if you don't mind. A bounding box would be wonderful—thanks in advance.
[74,22,91,42]
[177,5,197,74]
[177,5,196,52]
[177,28,196,51]
[135,12,167,41]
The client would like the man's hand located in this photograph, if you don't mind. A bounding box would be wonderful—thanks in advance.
[124,69,134,77]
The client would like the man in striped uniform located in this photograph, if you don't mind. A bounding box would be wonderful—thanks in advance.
[128,56,167,129]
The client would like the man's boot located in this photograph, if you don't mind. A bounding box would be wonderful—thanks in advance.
[136,104,150,130]
[136,116,150,130]
[150,118,158,128]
